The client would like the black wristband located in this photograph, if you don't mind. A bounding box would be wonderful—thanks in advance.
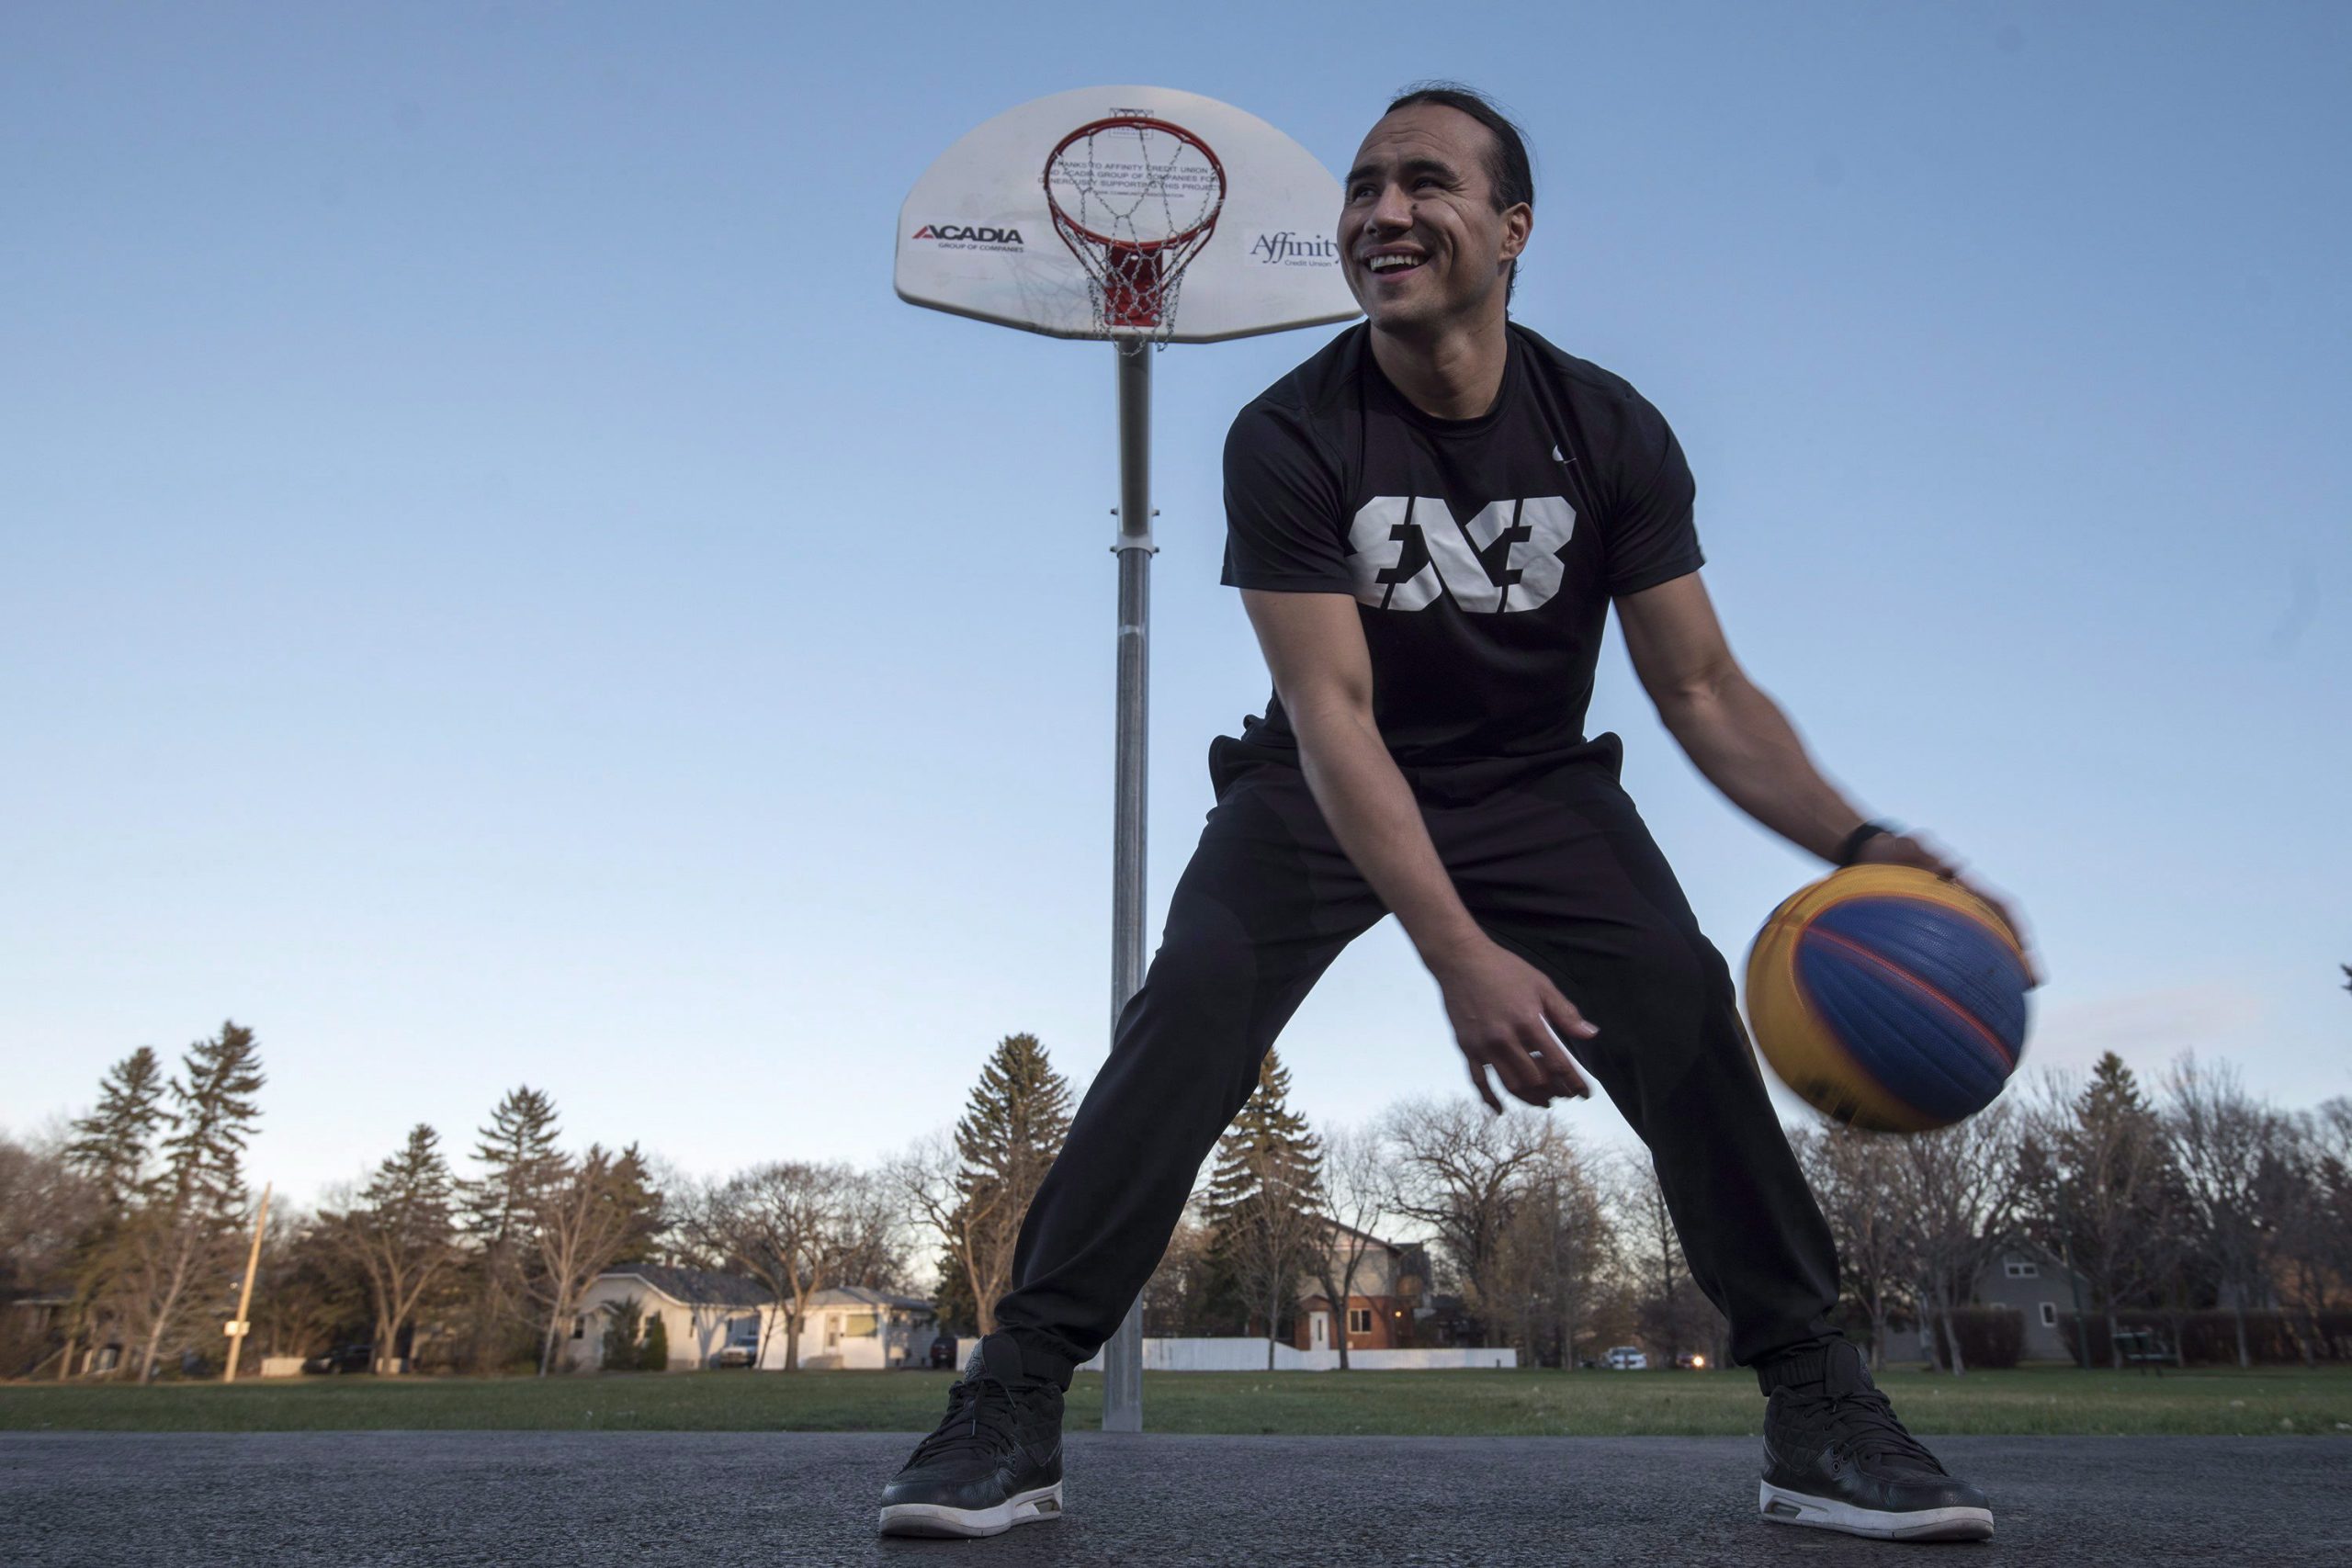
[1836,820,1894,867]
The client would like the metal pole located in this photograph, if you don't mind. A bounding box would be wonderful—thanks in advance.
[221,1182,271,1383]
[1101,337,1155,1434]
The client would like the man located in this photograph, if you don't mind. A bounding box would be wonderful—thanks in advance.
[879,84,2032,1546]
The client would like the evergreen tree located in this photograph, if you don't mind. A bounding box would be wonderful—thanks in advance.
[638,1313,669,1371]
[123,1021,266,1379]
[530,1143,665,1375]
[328,1123,460,1374]
[600,1294,645,1371]
[920,1033,1071,1337]
[1204,1050,1324,1363]
[458,1087,566,1371]
[66,1048,167,1211]
[466,1087,566,1246]
[2023,1052,2183,1367]
[153,1021,266,1218]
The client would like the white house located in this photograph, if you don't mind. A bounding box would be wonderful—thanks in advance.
[572,1265,772,1371]
[773,1286,938,1371]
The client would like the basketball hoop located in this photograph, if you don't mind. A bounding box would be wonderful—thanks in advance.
[1044,116,1227,341]
[900,86,1354,1437]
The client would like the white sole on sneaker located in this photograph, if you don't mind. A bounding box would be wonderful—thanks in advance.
[878,1482,1064,1539]
[1759,1480,1994,1542]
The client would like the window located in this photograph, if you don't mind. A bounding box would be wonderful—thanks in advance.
[840,1313,880,1337]
[571,1315,585,1340]
[2041,1303,2059,1328]
[2005,1260,2039,1279]
[1347,1308,1373,1336]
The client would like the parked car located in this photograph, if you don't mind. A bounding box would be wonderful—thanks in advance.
[712,1326,762,1369]
[927,1334,959,1371]
[302,1344,373,1375]
[1673,1351,1711,1371]
[1602,1345,1648,1371]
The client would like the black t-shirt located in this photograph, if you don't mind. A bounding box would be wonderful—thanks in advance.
[1220,321,1702,765]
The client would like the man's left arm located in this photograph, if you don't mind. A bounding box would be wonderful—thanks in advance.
[1616,571,2040,980]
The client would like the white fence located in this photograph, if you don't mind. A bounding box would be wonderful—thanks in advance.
[1075,1337,1516,1372]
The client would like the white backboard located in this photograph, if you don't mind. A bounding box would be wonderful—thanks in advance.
[896,85,1361,344]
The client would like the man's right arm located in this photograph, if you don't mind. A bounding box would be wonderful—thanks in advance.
[1238,588,1596,1111]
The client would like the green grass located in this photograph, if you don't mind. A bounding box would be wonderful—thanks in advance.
[6,1364,2350,1437]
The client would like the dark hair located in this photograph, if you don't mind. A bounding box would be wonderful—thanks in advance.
[1384,83,1534,302]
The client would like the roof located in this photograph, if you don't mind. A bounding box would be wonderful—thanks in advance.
[807,1285,935,1313]
[597,1265,773,1309]
[1317,1216,1404,1252]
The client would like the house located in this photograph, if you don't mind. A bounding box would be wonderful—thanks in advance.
[1291,1220,1427,1355]
[1973,1241,2094,1361]
[780,1286,939,1371]
[1908,1241,2095,1364]
[573,1264,772,1371]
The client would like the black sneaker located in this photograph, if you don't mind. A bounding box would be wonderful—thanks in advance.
[877,1332,1066,1539]
[1758,1340,1994,1542]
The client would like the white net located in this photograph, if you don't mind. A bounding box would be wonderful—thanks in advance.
[1045,117,1226,341]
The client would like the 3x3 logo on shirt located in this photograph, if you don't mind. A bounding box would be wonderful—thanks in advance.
[1347,496,1577,614]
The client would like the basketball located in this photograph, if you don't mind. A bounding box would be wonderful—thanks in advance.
[1743,864,2030,1133]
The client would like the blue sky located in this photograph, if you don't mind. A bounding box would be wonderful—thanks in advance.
[4,2,2346,1207]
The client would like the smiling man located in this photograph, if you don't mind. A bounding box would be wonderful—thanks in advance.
[878,84,2027,1546]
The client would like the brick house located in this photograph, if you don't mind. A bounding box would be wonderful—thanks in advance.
[1292,1220,1427,1354]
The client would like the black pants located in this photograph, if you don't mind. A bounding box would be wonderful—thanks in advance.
[995,729,1840,1382]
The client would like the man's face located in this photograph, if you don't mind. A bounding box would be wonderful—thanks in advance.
[1339,104,1529,333]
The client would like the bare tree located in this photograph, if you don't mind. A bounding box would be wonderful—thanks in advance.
[530,1144,662,1375]
[1382,1098,1556,1346]
[1304,1124,1397,1371]
[1904,1103,2021,1375]
[0,1129,101,1377]
[1793,1122,1917,1373]
[2164,1055,2289,1370]
[322,1124,460,1374]
[684,1160,895,1371]
[1489,1129,1611,1369]
[1612,1151,1722,1367]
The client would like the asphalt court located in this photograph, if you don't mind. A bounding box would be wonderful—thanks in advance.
[6,1430,2348,1565]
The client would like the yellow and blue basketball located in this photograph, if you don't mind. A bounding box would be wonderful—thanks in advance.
[1744,864,2030,1133]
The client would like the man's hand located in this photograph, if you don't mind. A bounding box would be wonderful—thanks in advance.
[1425,938,1597,1112]
[1851,829,2045,987]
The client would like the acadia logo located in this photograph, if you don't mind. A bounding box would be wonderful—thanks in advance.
[910,223,1024,244]
[1349,495,1577,614]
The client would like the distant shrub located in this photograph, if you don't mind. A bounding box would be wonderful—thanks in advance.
[1933,1306,2022,1370]
[2059,1310,2352,1367]
[639,1315,669,1372]
[601,1297,645,1372]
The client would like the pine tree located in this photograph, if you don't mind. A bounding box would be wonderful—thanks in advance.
[530,1144,665,1375]
[153,1021,266,1217]
[2023,1051,2179,1368]
[923,1033,1071,1337]
[59,1046,171,1373]
[66,1048,168,1212]
[1204,1050,1323,1365]
[329,1123,460,1374]
[458,1087,566,1371]
[125,1021,267,1379]
[638,1313,669,1372]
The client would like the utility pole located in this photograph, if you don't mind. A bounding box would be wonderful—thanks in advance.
[221,1183,272,1383]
